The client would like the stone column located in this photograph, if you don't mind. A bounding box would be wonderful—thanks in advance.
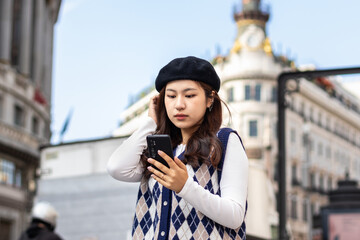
[32,0,45,83]
[44,12,54,105]
[0,0,14,63]
[19,0,33,75]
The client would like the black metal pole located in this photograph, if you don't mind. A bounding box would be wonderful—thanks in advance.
[277,74,288,240]
[277,66,360,240]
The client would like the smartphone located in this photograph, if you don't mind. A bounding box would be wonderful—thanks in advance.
[146,134,174,169]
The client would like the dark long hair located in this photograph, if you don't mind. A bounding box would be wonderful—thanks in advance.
[140,81,226,178]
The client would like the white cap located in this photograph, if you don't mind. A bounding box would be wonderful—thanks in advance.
[31,202,58,227]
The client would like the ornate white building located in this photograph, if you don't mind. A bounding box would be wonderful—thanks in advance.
[112,0,360,239]
[0,0,61,239]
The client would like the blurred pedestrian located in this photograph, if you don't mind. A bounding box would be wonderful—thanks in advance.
[19,202,63,240]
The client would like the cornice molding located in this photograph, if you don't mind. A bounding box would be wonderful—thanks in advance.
[222,73,277,84]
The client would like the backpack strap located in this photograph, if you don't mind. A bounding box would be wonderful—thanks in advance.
[216,128,245,184]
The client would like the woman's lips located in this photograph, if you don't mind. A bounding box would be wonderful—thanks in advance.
[175,114,187,120]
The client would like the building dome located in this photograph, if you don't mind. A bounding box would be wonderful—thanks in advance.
[213,0,292,82]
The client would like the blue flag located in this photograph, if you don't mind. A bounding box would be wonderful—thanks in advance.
[60,108,73,140]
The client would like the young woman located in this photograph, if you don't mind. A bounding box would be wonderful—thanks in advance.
[107,56,248,239]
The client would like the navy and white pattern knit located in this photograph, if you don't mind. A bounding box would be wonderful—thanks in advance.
[132,128,247,239]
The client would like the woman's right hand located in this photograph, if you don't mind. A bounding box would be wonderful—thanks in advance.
[148,95,159,125]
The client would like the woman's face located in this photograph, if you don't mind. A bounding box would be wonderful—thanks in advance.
[164,80,212,134]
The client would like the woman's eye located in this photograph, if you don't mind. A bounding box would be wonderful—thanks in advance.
[186,94,196,98]
[166,95,176,99]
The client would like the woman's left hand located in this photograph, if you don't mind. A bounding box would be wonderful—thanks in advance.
[147,150,188,193]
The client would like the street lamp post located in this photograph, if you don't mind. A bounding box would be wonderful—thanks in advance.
[277,76,299,240]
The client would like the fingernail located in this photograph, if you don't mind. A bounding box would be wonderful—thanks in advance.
[147,166,152,170]
[147,158,153,163]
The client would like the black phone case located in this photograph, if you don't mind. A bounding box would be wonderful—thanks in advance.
[146,134,173,169]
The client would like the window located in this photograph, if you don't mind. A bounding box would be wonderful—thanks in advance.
[31,116,39,135]
[319,175,324,191]
[292,164,296,179]
[302,200,308,222]
[291,128,296,143]
[43,124,51,139]
[291,197,297,219]
[244,84,262,101]
[326,117,331,130]
[300,102,305,117]
[291,164,298,185]
[15,169,22,188]
[227,87,234,102]
[0,159,22,188]
[311,203,315,216]
[255,84,261,101]
[245,85,251,100]
[271,225,278,240]
[14,105,25,127]
[326,146,331,158]
[271,87,277,102]
[249,120,258,137]
[310,172,316,190]
[334,150,339,163]
[335,122,338,135]
[303,133,310,147]
[0,219,13,240]
[318,142,323,156]
[288,96,295,110]
[274,122,278,139]
[0,159,15,185]
[353,133,356,144]
[310,139,315,152]
[327,177,332,191]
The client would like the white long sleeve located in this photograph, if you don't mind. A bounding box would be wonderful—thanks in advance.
[107,116,157,182]
[177,132,248,229]
[107,119,248,229]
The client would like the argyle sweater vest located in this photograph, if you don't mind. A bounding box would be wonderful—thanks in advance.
[132,128,247,240]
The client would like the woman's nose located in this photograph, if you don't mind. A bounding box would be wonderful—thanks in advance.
[175,96,185,110]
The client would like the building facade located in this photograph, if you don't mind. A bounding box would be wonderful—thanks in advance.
[39,137,137,240]
[282,76,360,239]
[0,0,61,239]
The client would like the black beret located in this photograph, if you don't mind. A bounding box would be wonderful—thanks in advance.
[155,56,221,92]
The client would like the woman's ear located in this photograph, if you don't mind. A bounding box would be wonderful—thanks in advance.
[207,91,215,108]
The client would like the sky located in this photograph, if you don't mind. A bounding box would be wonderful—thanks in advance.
[51,0,360,144]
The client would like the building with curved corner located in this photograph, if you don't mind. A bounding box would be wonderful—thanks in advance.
[0,0,61,239]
